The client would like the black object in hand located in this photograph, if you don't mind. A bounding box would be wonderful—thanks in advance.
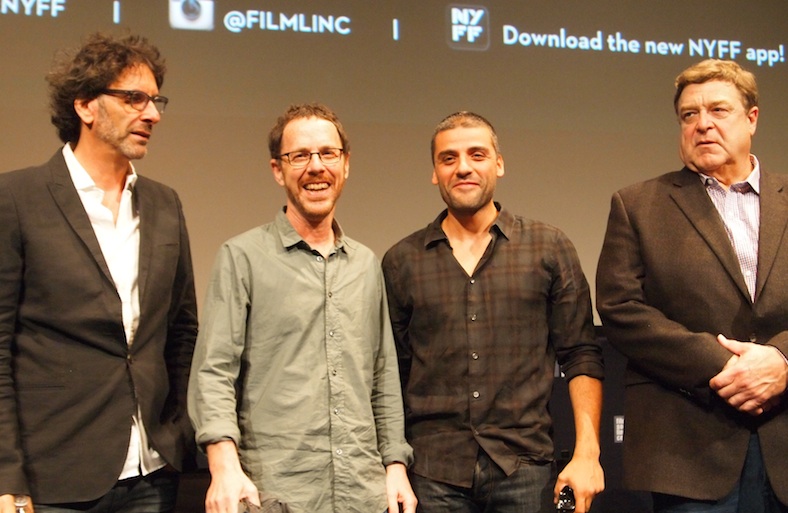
[557,485,576,512]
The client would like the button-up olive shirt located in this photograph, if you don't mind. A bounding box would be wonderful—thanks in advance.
[189,209,412,513]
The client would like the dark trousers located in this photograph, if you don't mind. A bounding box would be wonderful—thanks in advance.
[35,469,179,513]
[411,449,555,512]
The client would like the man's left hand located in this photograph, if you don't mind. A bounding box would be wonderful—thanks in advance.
[555,455,604,513]
[385,462,417,513]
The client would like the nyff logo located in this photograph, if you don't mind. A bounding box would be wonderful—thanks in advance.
[447,5,489,50]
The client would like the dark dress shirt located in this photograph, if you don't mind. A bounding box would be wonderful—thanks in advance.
[382,204,603,488]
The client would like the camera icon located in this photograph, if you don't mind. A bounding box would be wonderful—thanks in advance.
[169,0,214,31]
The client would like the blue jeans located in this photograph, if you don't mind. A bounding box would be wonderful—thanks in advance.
[653,433,788,513]
[411,450,555,512]
[35,469,179,513]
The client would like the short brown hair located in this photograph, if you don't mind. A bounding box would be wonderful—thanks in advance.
[268,103,350,160]
[674,59,758,114]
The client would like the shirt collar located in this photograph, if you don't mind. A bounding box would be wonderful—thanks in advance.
[424,202,512,248]
[275,207,349,255]
[62,143,138,192]
[698,154,760,194]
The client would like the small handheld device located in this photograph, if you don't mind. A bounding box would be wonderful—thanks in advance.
[556,485,576,512]
[14,495,29,513]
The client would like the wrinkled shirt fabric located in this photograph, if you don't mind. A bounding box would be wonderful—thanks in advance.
[189,209,412,513]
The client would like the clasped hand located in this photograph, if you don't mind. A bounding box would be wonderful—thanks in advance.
[709,334,788,415]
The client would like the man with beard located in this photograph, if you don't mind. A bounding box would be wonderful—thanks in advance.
[188,103,416,513]
[0,33,198,513]
[382,111,605,512]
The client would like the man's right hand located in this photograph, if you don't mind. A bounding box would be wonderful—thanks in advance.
[710,334,788,415]
[205,441,260,513]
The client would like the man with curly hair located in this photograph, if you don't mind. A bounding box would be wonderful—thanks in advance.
[0,33,198,513]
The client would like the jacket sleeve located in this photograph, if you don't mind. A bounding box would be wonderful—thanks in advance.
[162,191,199,464]
[0,180,29,495]
[596,190,732,404]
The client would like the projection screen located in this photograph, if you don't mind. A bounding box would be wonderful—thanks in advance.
[2,0,787,313]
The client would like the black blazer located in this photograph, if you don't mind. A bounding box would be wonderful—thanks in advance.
[0,151,198,503]
[596,167,788,503]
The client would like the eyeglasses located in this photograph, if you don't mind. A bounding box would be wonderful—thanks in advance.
[279,148,344,168]
[101,89,169,114]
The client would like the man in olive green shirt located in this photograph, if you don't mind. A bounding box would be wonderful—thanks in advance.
[188,103,415,513]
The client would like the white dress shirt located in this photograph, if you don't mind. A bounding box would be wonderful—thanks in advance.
[63,144,165,479]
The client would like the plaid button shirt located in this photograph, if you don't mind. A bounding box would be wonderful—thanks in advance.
[382,204,604,487]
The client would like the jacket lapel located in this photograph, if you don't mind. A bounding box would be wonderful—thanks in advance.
[755,170,788,300]
[135,179,153,310]
[46,152,115,286]
[668,168,752,302]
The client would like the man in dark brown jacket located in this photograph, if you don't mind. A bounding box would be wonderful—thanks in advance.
[597,59,788,512]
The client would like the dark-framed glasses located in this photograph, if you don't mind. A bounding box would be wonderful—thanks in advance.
[101,89,169,114]
[279,148,344,168]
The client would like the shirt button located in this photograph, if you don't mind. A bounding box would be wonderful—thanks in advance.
[470,279,475,284]
[336,448,343,455]
[472,391,480,399]
[470,314,477,321]
[334,408,340,415]
[317,256,324,262]
[329,331,334,337]
[328,291,333,298]
[471,352,479,360]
